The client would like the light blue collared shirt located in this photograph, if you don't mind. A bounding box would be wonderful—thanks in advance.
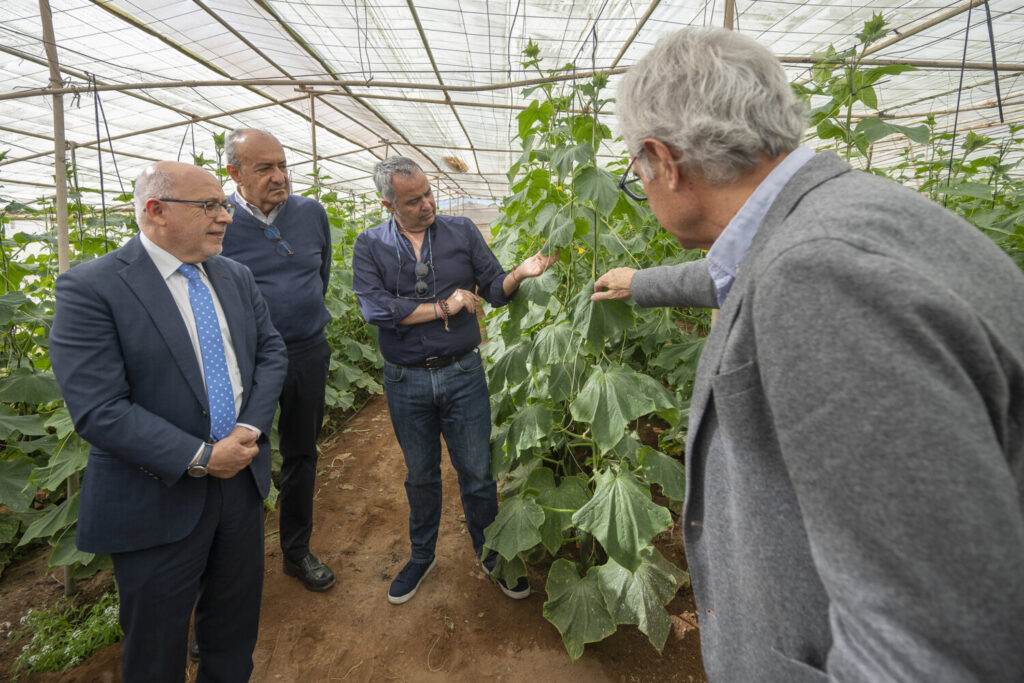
[706,146,816,306]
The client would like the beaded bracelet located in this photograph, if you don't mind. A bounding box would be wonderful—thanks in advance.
[438,299,451,332]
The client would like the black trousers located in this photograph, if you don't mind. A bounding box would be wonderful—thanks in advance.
[277,337,331,562]
[113,474,263,683]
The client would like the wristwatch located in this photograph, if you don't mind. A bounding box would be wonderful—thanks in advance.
[187,442,214,478]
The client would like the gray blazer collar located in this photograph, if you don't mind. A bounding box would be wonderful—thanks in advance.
[684,152,851,466]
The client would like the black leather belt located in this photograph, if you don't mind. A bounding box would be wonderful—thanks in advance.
[405,349,474,370]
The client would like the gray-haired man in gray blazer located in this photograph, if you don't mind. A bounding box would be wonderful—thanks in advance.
[593,27,1024,683]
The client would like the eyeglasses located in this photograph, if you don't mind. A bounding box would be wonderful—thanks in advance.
[618,157,647,202]
[159,198,235,218]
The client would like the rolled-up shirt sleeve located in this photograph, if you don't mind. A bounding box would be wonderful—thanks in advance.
[352,231,420,329]
[466,218,513,307]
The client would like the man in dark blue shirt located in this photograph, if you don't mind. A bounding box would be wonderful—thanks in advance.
[221,129,336,595]
[353,156,557,604]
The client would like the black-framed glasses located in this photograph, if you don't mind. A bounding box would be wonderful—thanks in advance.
[618,157,647,202]
[258,224,293,257]
[158,198,235,218]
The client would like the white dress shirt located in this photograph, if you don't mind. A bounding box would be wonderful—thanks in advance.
[139,232,259,458]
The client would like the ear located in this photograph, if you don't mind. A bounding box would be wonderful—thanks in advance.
[642,139,684,190]
[381,199,395,214]
[143,197,167,224]
[226,163,242,184]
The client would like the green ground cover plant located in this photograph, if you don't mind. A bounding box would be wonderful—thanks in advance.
[9,589,121,677]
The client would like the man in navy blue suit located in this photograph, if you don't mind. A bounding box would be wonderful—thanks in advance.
[50,161,288,682]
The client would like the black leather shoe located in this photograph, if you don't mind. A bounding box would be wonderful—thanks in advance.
[188,628,200,662]
[283,553,336,592]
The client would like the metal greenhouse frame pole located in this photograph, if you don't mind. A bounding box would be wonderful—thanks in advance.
[38,0,75,597]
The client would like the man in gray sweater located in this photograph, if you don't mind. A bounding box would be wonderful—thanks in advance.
[592,28,1024,682]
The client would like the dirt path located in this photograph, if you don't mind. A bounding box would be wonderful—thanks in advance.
[11,395,706,682]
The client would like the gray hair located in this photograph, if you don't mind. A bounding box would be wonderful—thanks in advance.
[617,28,807,185]
[373,156,423,204]
[134,165,175,220]
[225,128,278,169]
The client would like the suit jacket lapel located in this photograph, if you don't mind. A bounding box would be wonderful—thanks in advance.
[117,236,208,409]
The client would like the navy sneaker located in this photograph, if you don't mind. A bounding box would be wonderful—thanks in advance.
[388,558,436,605]
[481,551,531,600]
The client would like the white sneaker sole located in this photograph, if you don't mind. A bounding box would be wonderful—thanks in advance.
[481,557,531,599]
[388,558,436,605]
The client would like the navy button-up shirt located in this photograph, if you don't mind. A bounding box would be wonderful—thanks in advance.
[352,214,513,365]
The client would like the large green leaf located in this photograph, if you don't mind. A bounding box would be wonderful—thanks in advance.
[574,166,620,214]
[0,513,20,545]
[651,334,706,387]
[48,526,94,568]
[43,406,76,439]
[0,409,49,438]
[0,457,35,512]
[488,342,532,390]
[6,436,60,456]
[535,471,592,555]
[0,368,63,405]
[507,403,553,452]
[939,181,996,201]
[19,491,80,546]
[488,550,529,589]
[544,359,588,405]
[569,364,675,453]
[506,271,555,330]
[597,547,689,652]
[573,468,673,571]
[546,214,576,250]
[482,494,544,560]
[517,100,541,140]
[639,448,687,502]
[529,323,574,366]
[31,435,89,491]
[542,558,617,660]
[861,117,930,145]
[570,285,634,356]
[0,291,29,326]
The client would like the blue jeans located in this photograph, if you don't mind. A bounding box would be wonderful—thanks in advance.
[383,349,497,565]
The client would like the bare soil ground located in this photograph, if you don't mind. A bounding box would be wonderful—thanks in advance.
[1,395,706,682]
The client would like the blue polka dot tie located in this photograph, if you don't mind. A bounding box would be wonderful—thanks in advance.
[178,264,236,441]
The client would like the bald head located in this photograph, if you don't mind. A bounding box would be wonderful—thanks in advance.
[135,161,231,263]
[225,128,289,214]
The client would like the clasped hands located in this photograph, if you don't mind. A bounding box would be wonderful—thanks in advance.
[207,425,260,478]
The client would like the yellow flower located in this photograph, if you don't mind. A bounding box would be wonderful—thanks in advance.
[557,185,563,191]
[576,246,584,254]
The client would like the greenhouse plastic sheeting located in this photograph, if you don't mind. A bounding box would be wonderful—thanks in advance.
[1,0,1022,205]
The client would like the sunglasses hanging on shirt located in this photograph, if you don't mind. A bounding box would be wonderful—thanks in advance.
[393,220,435,300]
[227,204,293,257]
